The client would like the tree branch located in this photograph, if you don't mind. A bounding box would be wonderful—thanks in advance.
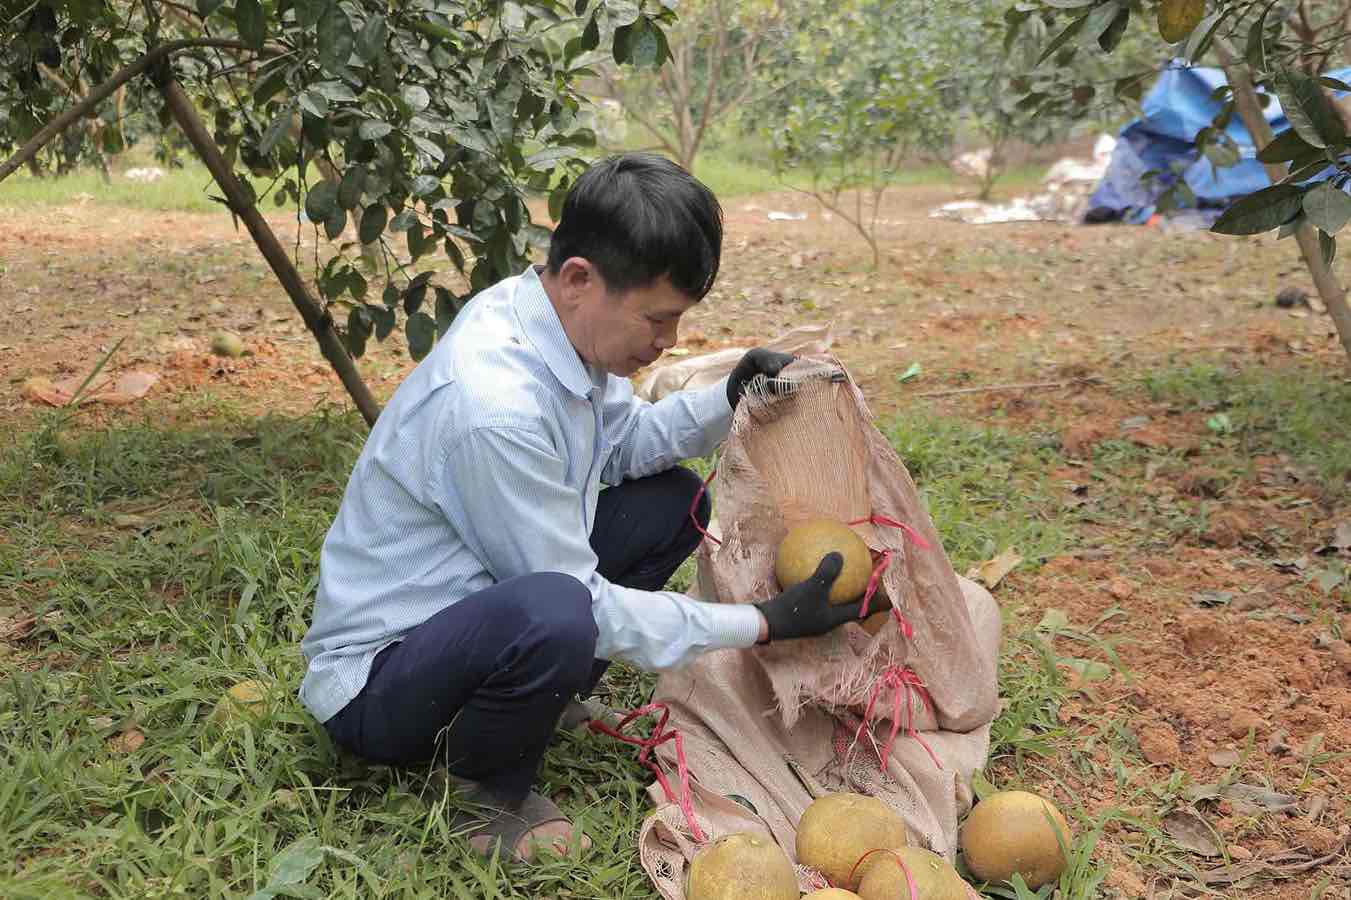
[158,76,383,425]
[0,38,268,184]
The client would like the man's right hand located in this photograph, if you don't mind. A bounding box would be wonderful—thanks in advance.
[753,553,864,642]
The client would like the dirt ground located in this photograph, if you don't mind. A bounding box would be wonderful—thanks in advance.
[2,184,1348,897]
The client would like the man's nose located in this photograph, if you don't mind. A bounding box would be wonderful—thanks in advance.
[654,321,678,349]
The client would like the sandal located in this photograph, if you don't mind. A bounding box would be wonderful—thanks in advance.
[447,776,589,863]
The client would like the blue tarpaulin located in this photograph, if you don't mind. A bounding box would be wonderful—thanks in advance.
[1085,62,1351,224]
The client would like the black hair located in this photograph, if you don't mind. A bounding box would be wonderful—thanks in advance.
[546,153,723,300]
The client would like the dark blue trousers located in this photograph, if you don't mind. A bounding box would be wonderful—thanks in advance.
[323,465,711,805]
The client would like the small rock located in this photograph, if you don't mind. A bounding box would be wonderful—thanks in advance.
[1139,722,1181,765]
[1275,286,1309,309]
[1208,748,1240,768]
[1228,710,1263,739]
[1266,729,1291,755]
[1307,794,1330,821]
[1228,845,1253,860]
[210,331,245,358]
[1203,510,1254,548]
[1326,639,1351,674]
[1107,577,1135,600]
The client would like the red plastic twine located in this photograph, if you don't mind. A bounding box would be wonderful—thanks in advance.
[689,467,721,546]
[588,702,707,843]
[853,664,942,771]
[848,513,931,638]
[846,848,919,898]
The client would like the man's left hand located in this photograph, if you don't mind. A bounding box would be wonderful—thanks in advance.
[727,348,795,409]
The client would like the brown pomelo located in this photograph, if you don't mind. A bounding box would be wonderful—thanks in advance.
[687,832,798,900]
[796,793,907,888]
[860,610,890,635]
[959,791,1071,889]
[803,890,863,899]
[856,847,968,900]
[776,519,873,605]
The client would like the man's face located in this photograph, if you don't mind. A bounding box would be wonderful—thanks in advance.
[559,261,698,377]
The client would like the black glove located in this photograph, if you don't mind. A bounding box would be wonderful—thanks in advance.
[754,553,864,642]
[727,348,796,409]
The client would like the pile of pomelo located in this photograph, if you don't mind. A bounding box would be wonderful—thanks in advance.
[686,789,1071,899]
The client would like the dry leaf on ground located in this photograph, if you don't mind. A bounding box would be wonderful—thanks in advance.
[965,547,1022,590]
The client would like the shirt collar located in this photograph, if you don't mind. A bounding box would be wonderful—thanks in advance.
[514,265,597,400]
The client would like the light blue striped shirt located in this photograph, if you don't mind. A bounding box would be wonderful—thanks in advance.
[298,265,763,723]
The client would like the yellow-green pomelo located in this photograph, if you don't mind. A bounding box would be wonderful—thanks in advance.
[776,519,873,605]
[856,846,968,900]
[796,793,908,888]
[959,791,1071,889]
[210,680,268,726]
[803,890,863,899]
[687,832,798,900]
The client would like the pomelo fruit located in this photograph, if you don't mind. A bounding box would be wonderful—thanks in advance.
[210,331,245,358]
[803,890,863,899]
[687,832,798,900]
[861,610,890,635]
[796,793,907,888]
[776,519,873,605]
[856,846,968,900]
[959,790,1071,889]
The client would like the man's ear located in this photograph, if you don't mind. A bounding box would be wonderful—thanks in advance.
[558,257,601,296]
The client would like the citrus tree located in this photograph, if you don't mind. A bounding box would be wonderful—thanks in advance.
[1001,0,1351,365]
[1,0,675,424]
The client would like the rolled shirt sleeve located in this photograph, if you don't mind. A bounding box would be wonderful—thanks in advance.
[438,424,761,670]
[600,376,733,484]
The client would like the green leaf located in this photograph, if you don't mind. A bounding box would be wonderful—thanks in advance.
[1157,0,1204,44]
[1302,182,1351,234]
[526,147,575,169]
[1211,183,1305,235]
[390,209,419,232]
[345,306,370,357]
[197,0,225,16]
[358,119,393,141]
[356,15,388,61]
[1098,5,1130,52]
[311,80,357,102]
[324,206,347,240]
[435,286,458,336]
[338,166,365,210]
[369,305,395,340]
[411,174,440,196]
[304,182,339,224]
[612,23,634,65]
[358,203,387,244]
[1277,211,1305,239]
[1272,66,1346,149]
[1183,11,1226,62]
[406,312,436,360]
[411,136,445,164]
[258,108,291,156]
[1036,14,1087,66]
[1321,229,1337,267]
[895,362,922,383]
[317,3,356,74]
[581,16,600,51]
[261,837,325,895]
[404,279,429,314]
[629,19,660,68]
[299,89,329,118]
[605,0,641,26]
[1319,77,1351,93]
[1257,128,1312,164]
[447,126,492,154]
[402,85,430,112]
[1081,1,1123,46]
[383,283,399,308]
[235,0,266,51]
[294,0,324,28]
[1244,0,1279,66]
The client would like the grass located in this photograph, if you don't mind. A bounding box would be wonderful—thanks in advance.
[1139,360,1351,496]
[0,391,1085,898]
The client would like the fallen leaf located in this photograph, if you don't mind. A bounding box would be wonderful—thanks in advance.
[1208,748,1240,768]
[1193,590,1234,608]
[966,548,1022,590]
[1306,794,1329,821]
[111,513,152,529]
[1036,608,1071,634]
[1163,808,1221,857]
[87,715,115,730]
[108,729,145,753]
[1065,657,1112,682]
[1221,782,1299,815]
[895,361,922,383]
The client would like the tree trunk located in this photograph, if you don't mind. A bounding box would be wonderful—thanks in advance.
[1216,43,1351,365]
[159,77,383,425]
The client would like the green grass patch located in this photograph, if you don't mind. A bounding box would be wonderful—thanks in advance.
[1138,361,1351,495]
[0,159,292,215]
[883,409,1069,572]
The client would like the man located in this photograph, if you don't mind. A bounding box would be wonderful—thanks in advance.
[299,153,863,862]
